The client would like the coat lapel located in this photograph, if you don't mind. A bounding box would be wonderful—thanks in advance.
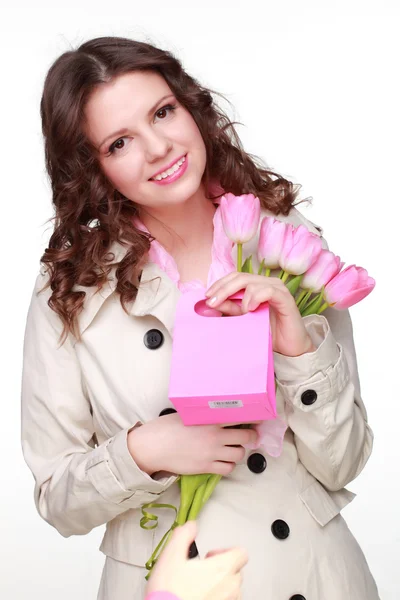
[75,245,180,339]
[128,261,181,338]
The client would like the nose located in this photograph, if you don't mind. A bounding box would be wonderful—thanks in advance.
[143,128,172,163]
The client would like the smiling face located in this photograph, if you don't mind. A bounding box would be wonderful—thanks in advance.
[84,70,207,211]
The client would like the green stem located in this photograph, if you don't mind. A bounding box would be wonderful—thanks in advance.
[258,259,265,275]
[187,480,208,520]
[176,485,195,526]
[281,270,290,284]
[201,474,222,507]
[300,289,325,317]
[298,290,312,312]
[278,269,284,279]
[296,289,308,307]
[177,474,210,525]
[318,301,330,314]
[265,267,271,278]
[176,499,191,526]
[237,244,243,272]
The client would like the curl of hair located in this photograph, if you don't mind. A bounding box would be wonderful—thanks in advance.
[40,36,303,342]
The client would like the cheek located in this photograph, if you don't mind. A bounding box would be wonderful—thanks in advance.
[102,155,142,189]
[176,115,206,151]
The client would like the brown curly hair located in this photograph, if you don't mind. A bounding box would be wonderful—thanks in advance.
[40,36,302,342]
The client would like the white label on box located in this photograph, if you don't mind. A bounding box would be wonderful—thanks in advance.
[208,400,244,409]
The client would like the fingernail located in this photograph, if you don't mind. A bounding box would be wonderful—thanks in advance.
[207,296,217,306]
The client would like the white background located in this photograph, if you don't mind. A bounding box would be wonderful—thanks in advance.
[1,1,399,598]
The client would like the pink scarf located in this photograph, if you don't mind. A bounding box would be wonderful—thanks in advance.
[134,200,236,292]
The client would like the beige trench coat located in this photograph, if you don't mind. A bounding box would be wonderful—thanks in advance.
[22,207,380,600]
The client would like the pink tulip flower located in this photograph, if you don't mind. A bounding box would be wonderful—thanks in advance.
[324,265,376,309]
[257,217,287,269]
[220,193,261,244]
[280,224,323,275]
[301,250,343,292]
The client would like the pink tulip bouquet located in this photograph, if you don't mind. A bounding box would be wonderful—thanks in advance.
[220,192,375,316]
[140,192,375,579]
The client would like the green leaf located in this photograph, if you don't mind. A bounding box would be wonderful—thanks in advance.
[241,256,250,273]
[241,255,254,273]
[301,291,324,316]
[248,255,254,274]
[285,275,303,296]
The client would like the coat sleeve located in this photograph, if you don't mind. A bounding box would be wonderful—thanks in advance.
[274,303,373,492]
[21,274,177,538]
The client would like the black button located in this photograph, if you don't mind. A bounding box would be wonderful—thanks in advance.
[144,329,164,350]
[289,596,306,600]
[271,519,290,540]
[188,541,199,558]
[159,408,177,417]
[301,389,317,405]
[247,453,267,474]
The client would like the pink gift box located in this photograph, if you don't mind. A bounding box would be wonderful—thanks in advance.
[169,289,277,425]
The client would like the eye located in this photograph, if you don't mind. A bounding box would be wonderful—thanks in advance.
[154,103,177,121]
[108,137,130,155]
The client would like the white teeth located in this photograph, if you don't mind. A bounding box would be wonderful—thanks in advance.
[152,156,186,180]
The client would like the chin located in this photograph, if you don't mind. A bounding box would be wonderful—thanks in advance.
[159,176,203,206]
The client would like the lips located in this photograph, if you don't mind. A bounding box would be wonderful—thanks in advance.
[150,155,189,186]
[149,154,187,181]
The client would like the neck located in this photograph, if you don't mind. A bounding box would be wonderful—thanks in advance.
[137,185,216,256]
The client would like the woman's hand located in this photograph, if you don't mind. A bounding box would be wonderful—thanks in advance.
[206,272,316,357]
[128,412,258,477]
[146,521,248,600]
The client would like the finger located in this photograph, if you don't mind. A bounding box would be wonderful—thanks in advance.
[206,547,249,574]
[218,445,245,463]
[212,574,243,600]
[207,273,285,303]
[210,461,236,476]
[205,275,253,307]
[222,421,262,427]
[241,282,293,314]
[220,428,258,447]
[214,299,243,316]
[205,550,231,560]
[207,277,281,310]
[205,272,243,297]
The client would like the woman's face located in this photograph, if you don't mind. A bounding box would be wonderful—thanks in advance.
[84,70,207,211]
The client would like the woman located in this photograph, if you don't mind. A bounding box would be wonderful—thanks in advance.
[21,36,380,600]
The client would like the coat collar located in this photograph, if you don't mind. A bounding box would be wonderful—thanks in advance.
[75,248,181,339]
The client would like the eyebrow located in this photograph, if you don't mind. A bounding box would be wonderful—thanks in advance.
[97,93,176,150]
